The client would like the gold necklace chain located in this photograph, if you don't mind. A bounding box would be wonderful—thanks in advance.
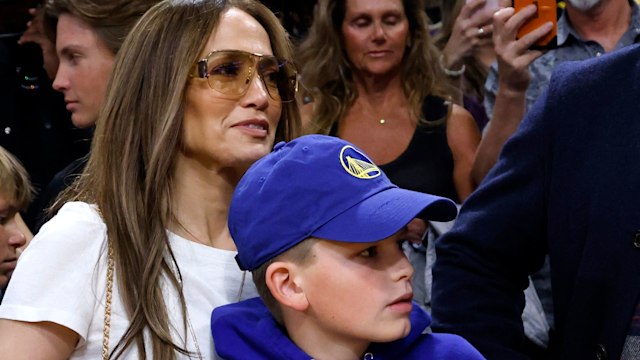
[175,218,212,247]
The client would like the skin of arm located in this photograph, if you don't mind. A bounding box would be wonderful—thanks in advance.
[471,6,553,184]
[447,104,481,201]
[18,8,59,80]
[0,320,78,360]
[441,0,494,105]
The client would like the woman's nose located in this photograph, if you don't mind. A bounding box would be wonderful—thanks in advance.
[239,71,271,110]
[371,22,386,41]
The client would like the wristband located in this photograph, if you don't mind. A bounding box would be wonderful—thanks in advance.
[439,54,465,78]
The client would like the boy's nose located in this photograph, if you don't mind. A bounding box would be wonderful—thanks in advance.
[392,250,414,281]
[52,67,69,92]
[7,221,27,249]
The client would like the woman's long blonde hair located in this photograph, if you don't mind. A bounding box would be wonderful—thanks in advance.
[58,0,299,358]
[297,0,451,134]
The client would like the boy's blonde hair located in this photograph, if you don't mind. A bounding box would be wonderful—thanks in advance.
[252,237,318,324]
[0,146,34,210]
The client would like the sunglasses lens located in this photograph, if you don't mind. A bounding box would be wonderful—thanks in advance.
[206,52,249,97]
[257,57,281,99]
[204,51,297,102]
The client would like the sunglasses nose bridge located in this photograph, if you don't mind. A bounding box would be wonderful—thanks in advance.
[247,54,281,101]
[241,59,276,100]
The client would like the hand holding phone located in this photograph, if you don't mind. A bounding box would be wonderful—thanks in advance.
[466,0,501,25]
[441,0,504,73]
[514,0,557,49]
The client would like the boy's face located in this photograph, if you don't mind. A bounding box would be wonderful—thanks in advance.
[300,229,414,347]
[52,13,115,129]
[0,195,27,288]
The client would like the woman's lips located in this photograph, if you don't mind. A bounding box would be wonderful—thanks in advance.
[233,119,269,138]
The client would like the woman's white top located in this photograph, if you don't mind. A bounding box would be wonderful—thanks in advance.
[0,201,257,359]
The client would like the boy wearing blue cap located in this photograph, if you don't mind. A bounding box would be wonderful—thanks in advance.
[211,135,484,359]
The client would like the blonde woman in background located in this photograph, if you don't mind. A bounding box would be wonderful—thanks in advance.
[297,0,480,312]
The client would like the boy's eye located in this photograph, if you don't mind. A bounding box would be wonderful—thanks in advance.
[0,211,13,225]
[359,246,378,258]
[64,53,80,65]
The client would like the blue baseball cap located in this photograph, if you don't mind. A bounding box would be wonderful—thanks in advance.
[229,135,458,271]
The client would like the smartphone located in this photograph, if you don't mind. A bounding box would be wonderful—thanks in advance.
[514,0,558,50]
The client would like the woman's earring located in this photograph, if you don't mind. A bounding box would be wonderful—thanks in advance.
[406,37,412,48]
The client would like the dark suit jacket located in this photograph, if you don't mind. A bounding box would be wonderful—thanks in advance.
[431,44,640,360]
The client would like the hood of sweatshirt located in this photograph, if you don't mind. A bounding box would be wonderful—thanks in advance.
[211,297,431,360]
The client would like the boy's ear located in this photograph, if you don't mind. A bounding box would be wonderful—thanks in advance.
[266,261,309,312]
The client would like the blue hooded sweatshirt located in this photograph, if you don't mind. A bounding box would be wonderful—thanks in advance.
[211,297,485,359]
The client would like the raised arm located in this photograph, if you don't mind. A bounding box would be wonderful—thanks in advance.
[440,0,497,103]
[471,6,553,184]
[18,7,59,80]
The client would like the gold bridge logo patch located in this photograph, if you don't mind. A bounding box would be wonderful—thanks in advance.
[339,145,381,179]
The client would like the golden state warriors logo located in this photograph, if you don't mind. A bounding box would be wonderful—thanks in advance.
[339,145,381,179]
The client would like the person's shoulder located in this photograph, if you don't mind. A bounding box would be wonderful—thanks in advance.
[211,297,310,359]
[34,201,105,246]
[403,332,486,360]
[552,44,640,88]
[46,201,103,227]
[12,201,106,285]
[212,296,269,323]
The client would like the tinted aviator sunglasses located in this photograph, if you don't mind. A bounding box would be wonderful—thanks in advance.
[193,49,298,103]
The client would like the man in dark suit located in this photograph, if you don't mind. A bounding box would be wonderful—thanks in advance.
[431,43,640,360]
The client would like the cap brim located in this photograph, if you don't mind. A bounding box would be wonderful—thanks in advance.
[311,187,458,243]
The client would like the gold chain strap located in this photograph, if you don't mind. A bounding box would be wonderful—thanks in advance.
[102,241,114,360]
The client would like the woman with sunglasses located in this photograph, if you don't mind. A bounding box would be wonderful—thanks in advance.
[0,0,300,359]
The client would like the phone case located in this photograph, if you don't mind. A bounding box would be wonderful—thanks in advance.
[514,0,558,49]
